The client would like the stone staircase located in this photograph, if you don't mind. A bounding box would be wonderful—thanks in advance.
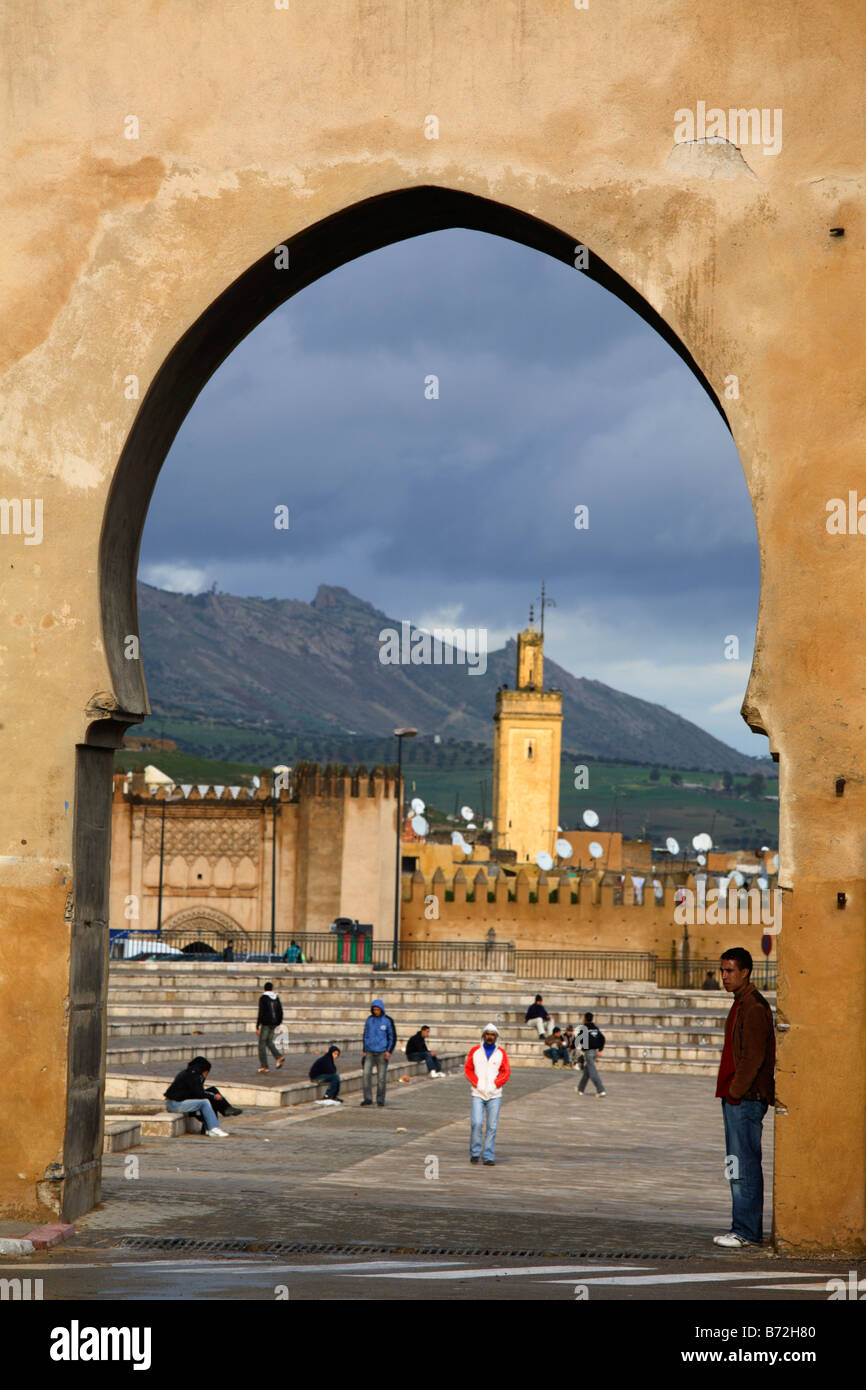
[106,960,761,1081]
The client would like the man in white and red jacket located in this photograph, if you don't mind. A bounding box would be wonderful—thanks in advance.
[464,1022,511,1166]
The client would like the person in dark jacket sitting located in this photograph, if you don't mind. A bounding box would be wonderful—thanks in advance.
[310,1045,342,1104]
[164,1056,230,1137]
[406,1025,444,1077]
[524,995,554,1039]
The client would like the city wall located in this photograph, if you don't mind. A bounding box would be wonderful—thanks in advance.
[402,870,779,962]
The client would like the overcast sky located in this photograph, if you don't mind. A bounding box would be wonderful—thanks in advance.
[139,228,766,757]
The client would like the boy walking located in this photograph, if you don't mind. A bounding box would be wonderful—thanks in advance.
[576,1012,606,1096]
[464,1023,511,1165]
[256,981,285,1072]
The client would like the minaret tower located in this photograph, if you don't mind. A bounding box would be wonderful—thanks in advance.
[492,600,563,863]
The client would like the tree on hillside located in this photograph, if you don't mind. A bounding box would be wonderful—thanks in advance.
[670,772,682,786]
[723,770,734,793]
[649,767,660,782]
[748,772,766,799]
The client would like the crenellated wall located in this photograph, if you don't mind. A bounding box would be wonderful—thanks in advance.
[401,868,779,963]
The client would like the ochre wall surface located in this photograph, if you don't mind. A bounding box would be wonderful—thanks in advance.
[1,2,864,1251]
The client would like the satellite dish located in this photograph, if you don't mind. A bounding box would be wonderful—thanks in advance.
[666,837,680,855]
[450,831,464,846]
[557,825,563,833]
[732,871,745,888]
[588,841,604,860]
[467,822,477,830]
[773,853,779,871]
[692,832,713,852]
[461,805,474,821]
[410,797,425,815]
[582,809,599,828]
[555,839,573,858]
[411,815,429,836]
[757,876,769,891]
[536,851,554,871]
[252,776,261,789]
[697,854,707,866]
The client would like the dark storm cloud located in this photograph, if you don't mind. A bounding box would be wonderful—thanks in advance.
[139,229,763,753]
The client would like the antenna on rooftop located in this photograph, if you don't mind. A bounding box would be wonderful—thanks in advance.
[535,581,556,638]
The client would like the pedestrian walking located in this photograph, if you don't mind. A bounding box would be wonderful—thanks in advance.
[360,998,396,1107]
[576,1011,606,1096]
[406,1025,445,1077]
[256,980,285,1072]
[714,947,775,1248]
[464,1023,511,1165]
[524,994,555,1039]
[310,1045,343,1105]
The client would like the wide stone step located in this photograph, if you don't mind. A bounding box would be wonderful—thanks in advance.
[106,1018,255,1037]
[103,1119,141,1152]
[106,1032,361,1065]
[104,1000,733,1034]
[105,1052,467,1108]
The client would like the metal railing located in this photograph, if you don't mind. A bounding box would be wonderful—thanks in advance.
[110,928,777,990]
[655,956,777,991]
[394,941,516,973]
[514,949,657,982]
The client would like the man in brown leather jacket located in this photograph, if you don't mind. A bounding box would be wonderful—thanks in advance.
[713,946,775,1248]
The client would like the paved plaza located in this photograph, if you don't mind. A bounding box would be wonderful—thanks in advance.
[6,1068,863,1308]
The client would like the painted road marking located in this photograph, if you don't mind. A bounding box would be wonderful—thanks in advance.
[543,1271,828,1287]
[354,1264,650,1280]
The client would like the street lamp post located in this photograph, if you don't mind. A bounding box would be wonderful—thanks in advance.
[155,787,183,937]
[271,765,291,959]
[392,727,417,971]
[156,795,167,938]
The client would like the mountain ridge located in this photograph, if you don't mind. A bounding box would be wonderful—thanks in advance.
[135,581,765,773]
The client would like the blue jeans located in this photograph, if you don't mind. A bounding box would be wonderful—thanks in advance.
[166,1096,219,1131]
[407,1051,440,1072]
[470,1093,502,1160]
[544,1046,569,1063]
[325,1072,341,1099]
[363,1051,388,1103]
[722,1098,768,1243]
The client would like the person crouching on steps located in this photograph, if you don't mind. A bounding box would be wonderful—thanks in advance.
[464,1023,511,1166]
[256,981,285,1072]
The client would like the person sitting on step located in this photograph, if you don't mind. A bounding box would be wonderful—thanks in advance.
[543,1027,570,1067]
[164,1056,232,1137]
[406,1025,445,1077]
[310,1045,343,1105]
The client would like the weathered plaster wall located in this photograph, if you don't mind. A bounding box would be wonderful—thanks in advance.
[1,1,864,1250]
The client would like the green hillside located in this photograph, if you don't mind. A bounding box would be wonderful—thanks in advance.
[115,743,778,851]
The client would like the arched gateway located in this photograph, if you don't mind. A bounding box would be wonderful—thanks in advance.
[1,3,864,1254]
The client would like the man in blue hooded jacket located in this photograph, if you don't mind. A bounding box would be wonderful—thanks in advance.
[360,998,396,1107]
